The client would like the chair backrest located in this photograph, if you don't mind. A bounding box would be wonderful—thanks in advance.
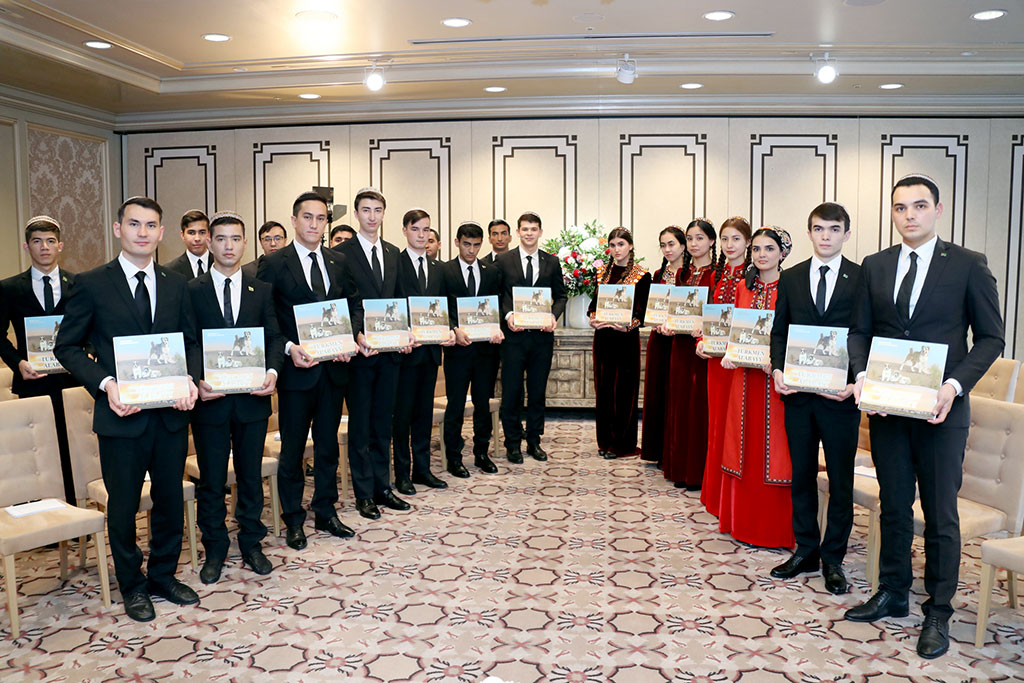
[857,412,871,452]
[435,364,446,398]
[0,367,15,402]
[971,357,1020,402]
[61,387,103,502]
[0,395,65,507]
[1016,362,1024,405]
[960,395,1024,535]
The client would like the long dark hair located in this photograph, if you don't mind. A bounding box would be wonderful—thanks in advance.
[681,218,717,278]
[713,216,752,284]
[657,226,686,280]
[601,227,635,284]
[745,227,785,290]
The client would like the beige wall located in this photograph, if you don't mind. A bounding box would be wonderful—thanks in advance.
[122,116,1024,359]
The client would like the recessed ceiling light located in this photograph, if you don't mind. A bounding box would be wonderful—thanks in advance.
[295,10,337,22]
[202,33,231,42]
[680,82,703,89]
[233,67,248,72]
[298,93,321,100]
[971,9,1007,21]
[84,40,112,49]
[879,83,903,89]
[485,86,507,93]
[703,10,735,21]
[960,50,977,56]
[442,17,472,28]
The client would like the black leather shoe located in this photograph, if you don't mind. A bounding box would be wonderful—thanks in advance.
[199,556,224,585]
[394,479,416,496]
[770,552,820,579]
[355,498,381,520]
[506,446,523,464]
[474,455,498,474]
[916,615,950,659]
[526,444,548,461]
[447,460,471,478]
[374,490,411,511]
[285,524,307,550]
[315,515,355,538]
[412,472,448,489]
[823,563,849,595]
[844,591,909,622]
[123,589,155,622]
[147,578,200,606]
[241,548,274,575]
[600,450,619,460]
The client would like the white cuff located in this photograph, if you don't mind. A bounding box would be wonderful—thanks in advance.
[99,376,114,392]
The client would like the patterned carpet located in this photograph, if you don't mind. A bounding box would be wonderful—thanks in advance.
[1,415,1022,682]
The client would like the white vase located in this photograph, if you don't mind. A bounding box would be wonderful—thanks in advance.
[564,294,592,329]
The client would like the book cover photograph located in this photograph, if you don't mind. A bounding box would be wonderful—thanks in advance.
[859,337,949,419]
[457,295,500,341]
[724,307,774,368]
[783,324,850,394]
[512,287,553,329]
[202,327,266,393]
[363,298,410,351]
[665,286,708,333]
[113,332,190,408]
[701,304,734,357]
[409,296,450,344]
[24,314,67,374]
[644,284,672,326]
[294,299,357,359]
[595,283,635,324]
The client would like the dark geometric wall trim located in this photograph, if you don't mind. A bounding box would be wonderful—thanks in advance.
[492,135,578,228]
[748,134,837,230]
[369,137,452,244]
[1006,134,1024,358]
[252,141,330,231]
[618,133,707,230]
[144,145,217,216]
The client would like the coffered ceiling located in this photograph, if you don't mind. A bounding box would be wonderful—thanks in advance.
[0,0,1021,130]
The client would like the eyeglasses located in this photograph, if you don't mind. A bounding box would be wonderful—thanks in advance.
[260,235,285,244]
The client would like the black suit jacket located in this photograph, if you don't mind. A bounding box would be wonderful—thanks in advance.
[335,236,404,366]
[495,247,568,333]
[0,268,81,397]
[53,259,200,438]
[441,257,503,360]
[187,271,286,425]
[397,251,446,366]
[770,256,861,409]
[256,242,363,391]
[164,251,210,280]
[849,238,1004,427]
[241,256,262,280]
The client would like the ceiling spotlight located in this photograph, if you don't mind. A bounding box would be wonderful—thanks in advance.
[298,93,321,100]
[680,82,703,90]
[364,63,386,91]
[484,86,507,93]
[233,67,248,72]
[813,52,838,84]
[961,50,978,56]
[442,17,472,28]
[615,54,637,84]
[84,40,112,49]
[971,9,1007,21]
[202,33,231,42]
[879,83,903,90]
[703,10,735,21]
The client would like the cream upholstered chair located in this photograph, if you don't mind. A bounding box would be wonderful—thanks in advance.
[1015,362,1024,404]
[975,536,1024,647]
[61,387,198,570]
[1,396,110,638]
[0,367,15,402]
[971,357,1020,402]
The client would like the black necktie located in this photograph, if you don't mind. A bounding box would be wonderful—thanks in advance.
[815,265,829,315]
[309,252,326,300]
[371,245,383,287]
[134,271,151,331]
[417,256,427,291]
[896,251,918,320]
[196,258,205,277]
[467,265,476,296]
[223,277,234,327]
[525,255,534,285]
[42,275,54,314]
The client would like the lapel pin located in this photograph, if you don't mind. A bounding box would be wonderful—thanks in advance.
[941,252,947,257]
[247,285,254,292]
[842,273,848,279]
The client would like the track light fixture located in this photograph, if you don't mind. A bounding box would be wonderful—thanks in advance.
[615,54,637,84]
[364,62,386,91]
[813,52,838,84]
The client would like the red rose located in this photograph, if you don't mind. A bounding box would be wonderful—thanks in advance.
[571,251,578,258]
[564,256,570,263]
[605,248,611,254]
[573,268,580,277]
[583,278,590,285]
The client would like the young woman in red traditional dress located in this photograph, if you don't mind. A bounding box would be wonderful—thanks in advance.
[698,217,752,515]
[588,228,652,458]
[718,226,796,548]
[640,226,686,465]
[661,219,717,489]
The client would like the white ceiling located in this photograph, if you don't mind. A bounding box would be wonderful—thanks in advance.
[0,0,1022,129]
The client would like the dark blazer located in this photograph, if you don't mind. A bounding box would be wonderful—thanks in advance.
[0,268,81,397]
[187,271,286,425]
[495,247,568,332]
[164,251,210,280]
[53,259,200,438]
[255,242,363,391]
[442,257,503,359]
[397,250,446,365]
[849,238,1004,427]
[241,256,261,280]
[334,236,404,365]
[770,256,861,408]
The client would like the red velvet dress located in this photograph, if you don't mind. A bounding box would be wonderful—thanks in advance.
[662,264,714,486]
[700,263,744,516]
[718,276,794,548]
[640,266,682,463]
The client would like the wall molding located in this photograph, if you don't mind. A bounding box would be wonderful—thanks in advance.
[749,133,837,230]
[369,136,451,243]
[143,144,218,216]
[1007,134,1024,358]
[492,134,578,229]
[618,133,707,230]
[252,140,329,230]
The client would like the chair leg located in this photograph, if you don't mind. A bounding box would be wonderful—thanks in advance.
[185,499,198,571]
[976,561,996,648]
[438,424,446,459]
[92,531,111,608]
[817,490,829,543]
[3,554,18,639]
[269,475,281,537]
[491,411,500,455]
[59,541,68,582]
[867,510,881,591]
[78,536,87,570]
[230,484,238,517]
[1008,570,1018,609]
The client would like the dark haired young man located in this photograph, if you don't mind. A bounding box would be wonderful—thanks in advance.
[769,201,861,595]
[242,221,288,278]
[330,224,356,249]
[425,227,441,261]
[166,209,211,279]
[480,219,511,265]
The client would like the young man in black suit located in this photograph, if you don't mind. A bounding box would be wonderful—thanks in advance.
[335,188,412,520]
[441,222,503,476]
[0,216,81,502]
[392,209,454,494]
[165,209,211,279]
[256,192,360,551]
[846,175,1004,659]
[54,196,201,623]
[495,212,567,463]
[480,219,511,266]
[188,212,285,583]
[242,221,288,279]
[769,202,862,595]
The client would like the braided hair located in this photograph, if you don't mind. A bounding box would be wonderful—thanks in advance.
[657,226,687,282]
[681,218,716,280]
[601,227,635,284]
[713,216,752,285]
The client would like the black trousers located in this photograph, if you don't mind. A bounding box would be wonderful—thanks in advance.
[192,410,269,558]
[500,330,554,447]
[276,372,345,527]
[346,358,400,500]
[392,360,439,481]
[784,398,859,564]
[443,347,497,460]
[98,419,187,595]
[870,412,968,620]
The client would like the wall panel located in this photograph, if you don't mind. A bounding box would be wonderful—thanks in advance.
[0,119,19,276]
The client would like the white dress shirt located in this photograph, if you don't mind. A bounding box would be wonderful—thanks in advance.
[292,240,331,292]
[355,231,383,272]
[30,265,62,310]
[101,254,157,391]
[893,235,938,319]
[458,257,481,294]
[809,254,842,312]
[519,247,540,286]
[405,247,428,288]
[187,250,211,277]
[209,266,242,324]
